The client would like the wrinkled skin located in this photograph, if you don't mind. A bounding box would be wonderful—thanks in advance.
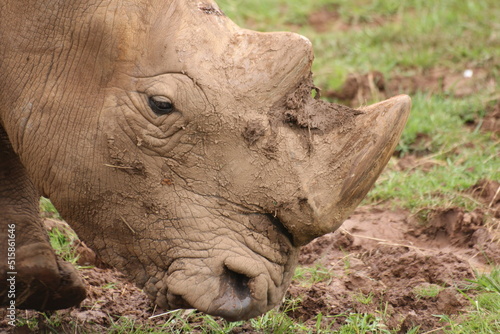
[0,0,410,320]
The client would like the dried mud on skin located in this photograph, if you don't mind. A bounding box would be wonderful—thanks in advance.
[274,73,361,133]
[2,188,499,333]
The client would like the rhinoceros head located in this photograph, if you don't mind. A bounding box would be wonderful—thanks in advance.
[0,0,409,320]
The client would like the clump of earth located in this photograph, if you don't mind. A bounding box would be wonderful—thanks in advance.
[292,201,499,332]
[325,69,497,109]
[1,180,498,333]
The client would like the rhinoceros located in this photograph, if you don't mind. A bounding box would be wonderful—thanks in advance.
[0,0,410,321]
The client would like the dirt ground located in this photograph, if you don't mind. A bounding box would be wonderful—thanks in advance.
[324,68,498,109]
[1,178,498,333]
[292,200,499,332]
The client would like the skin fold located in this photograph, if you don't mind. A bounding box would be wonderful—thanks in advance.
[0,0,410,320]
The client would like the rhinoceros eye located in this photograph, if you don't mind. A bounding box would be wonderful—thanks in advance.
[148,96,174,115]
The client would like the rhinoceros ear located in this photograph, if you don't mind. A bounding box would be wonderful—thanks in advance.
[148,96,175,116]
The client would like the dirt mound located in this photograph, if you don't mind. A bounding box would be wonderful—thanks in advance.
[408,208,485,248]
[293,206,500,331]
[325,69,496,107]
[307,6,393,33]
[470,179,500,216]
[480,100,500,136]
[0,268,161,333]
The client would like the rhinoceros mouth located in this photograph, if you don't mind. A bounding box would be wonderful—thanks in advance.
[165,270,255,321]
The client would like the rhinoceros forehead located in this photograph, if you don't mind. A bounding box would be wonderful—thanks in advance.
[112,1,312,104]
[111,0,236,75]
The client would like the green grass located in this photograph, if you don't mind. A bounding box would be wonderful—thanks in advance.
[48,227,80,265]
[220,0,499,85]
[473,268,500,294]
[294,263,335,286]
[338,313,391,334]
[369,93,499,212]
[436,269,500,333]
[412,283,445,299]
[353,292,375,305]
[40,196,61,219]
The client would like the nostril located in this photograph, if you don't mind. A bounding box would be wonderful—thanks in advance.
[222,266,251,301]
[210,266,253,321]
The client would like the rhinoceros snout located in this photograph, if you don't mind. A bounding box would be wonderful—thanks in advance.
[206,267,255,321]
[207,265,287,321]
[166,266,266,321]
[162,263,285,321]
[147,213,298,321]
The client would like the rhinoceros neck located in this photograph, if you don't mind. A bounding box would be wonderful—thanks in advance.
[0,2,119,197]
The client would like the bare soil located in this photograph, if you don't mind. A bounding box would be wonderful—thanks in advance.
[292,200,499,332]
[307,5,396,33]
[325,68,497,108]
[1,181,498,333]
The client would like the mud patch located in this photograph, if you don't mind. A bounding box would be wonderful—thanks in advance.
[307,6,393,33]
[326,68,496,107]
[408,208,484,248]
[468,99,500,137]
[308,7,341,33]
[0,267,160,333]
[276,73,361,132]
[293,206,499,331]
